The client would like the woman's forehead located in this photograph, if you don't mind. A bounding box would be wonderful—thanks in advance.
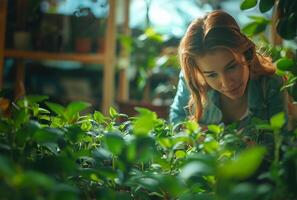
[195,49,235,71]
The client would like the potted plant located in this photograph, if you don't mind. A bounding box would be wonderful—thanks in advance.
[13,0,40,50]
[117,28,180,119]
[96,19,106,53]
[72,7,106,53]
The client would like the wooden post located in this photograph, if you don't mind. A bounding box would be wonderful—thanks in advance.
[0,0,8,89]
[118,0,130,102]
[103,0,116,115]
[14,59,26,100]
[271,2,282,46]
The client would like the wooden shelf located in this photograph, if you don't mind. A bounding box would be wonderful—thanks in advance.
[4,49,105,64]
[0,0,119,115]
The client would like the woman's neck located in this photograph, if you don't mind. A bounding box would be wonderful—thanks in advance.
[220,92,248,124]
[220,92,248,106]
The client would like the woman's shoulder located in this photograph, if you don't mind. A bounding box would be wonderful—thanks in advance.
[263,73,283,83]
[260,74,284,91]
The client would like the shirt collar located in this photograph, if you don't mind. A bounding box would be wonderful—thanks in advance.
[200,78,263,124]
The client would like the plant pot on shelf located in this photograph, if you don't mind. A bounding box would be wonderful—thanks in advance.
[97,37,105,53]
[75,37,92,53]
[13,31,31,50]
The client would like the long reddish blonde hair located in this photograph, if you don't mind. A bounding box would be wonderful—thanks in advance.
[179,10,275,122]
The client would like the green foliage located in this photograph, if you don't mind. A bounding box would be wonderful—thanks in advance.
[259,0,275,13]
[242,16,270,37]
[240,0,258,10]
[119,27,179,101]
[240,0,297,102]
[240,0,297,40]
[276,58,295,72]
[0,95,296,199]
[218,146,266,180]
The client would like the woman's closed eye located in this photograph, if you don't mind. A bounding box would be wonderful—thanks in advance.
[225,64,237,72]
[206,73,218,78]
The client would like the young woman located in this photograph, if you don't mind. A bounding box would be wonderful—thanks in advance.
[170,10,288,127]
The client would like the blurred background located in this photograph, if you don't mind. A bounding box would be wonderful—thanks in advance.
[1,0,296,119]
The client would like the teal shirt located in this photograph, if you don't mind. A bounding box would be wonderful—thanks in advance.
[170,71,287,125]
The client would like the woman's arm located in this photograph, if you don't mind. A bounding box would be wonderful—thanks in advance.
[169,71,190,124]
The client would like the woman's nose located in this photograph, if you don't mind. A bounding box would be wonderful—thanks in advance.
[220,75,233,89]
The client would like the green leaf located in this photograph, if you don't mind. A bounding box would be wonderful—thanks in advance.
[109,107,118,118]
[43,143,59,155]
[38,107,50,114]
[180,161,214,180]
[52,183,79,199]
[158,138,172,148]
[145,27,164,42]
[118,34,132,54]
[277,14,297,40]
[276,58,295,71]
[26,95,48,104]
[16,121,40,145]
[242,22,267,36]
[184,121,199,134]
[248,15,270,23]
[12,171,55,189]
[97,167,118,179]
[0,155,14,177]
[133,107,160,136]
[207,124,222,137]
[50,116,65,127]
[92,148,112,161]
[46,102,66,116]
[134,136,155,162]
[135,176,159,191]
[240,0,258,10]
[270,112,286,130]
[65,125,85,143]
[157,175,185,198]
[203,140,219,153]
[81,121,92,131]
[219,146,266,180]
[33,128,63,144]
[105,133,125,155]
[66,101,91,120]
[289,82,297,101]
[93,111,106,123]
[126,141,137,161]
[259,0,275,13]
[13,108,29,128]
[175,150,186,159]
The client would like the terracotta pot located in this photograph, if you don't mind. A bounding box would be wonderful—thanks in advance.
[75,37,92,53]
[97,37,105,53]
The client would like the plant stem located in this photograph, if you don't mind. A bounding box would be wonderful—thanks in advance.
[273,129,282,164]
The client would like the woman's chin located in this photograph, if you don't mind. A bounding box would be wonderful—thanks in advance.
[223,87,245,100]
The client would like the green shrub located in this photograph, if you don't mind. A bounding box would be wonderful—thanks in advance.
[0,95,296,199]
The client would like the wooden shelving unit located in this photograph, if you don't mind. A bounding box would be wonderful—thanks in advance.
[4,49,105,64]
[0,0,117,115]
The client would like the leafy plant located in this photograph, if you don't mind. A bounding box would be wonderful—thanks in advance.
[240,0,297,102]
[0,94,296,199]
[240,0,297,40]
[119,27,179,103]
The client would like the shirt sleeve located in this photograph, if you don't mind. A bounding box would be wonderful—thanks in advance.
[169,71,190,124]
[266,75,288,120]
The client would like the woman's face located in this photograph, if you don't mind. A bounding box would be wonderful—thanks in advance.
[195,48,249,100]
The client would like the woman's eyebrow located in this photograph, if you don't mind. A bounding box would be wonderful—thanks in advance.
[202,59,236,74]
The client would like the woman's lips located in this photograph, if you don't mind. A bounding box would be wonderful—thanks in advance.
[224,84,242,94]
